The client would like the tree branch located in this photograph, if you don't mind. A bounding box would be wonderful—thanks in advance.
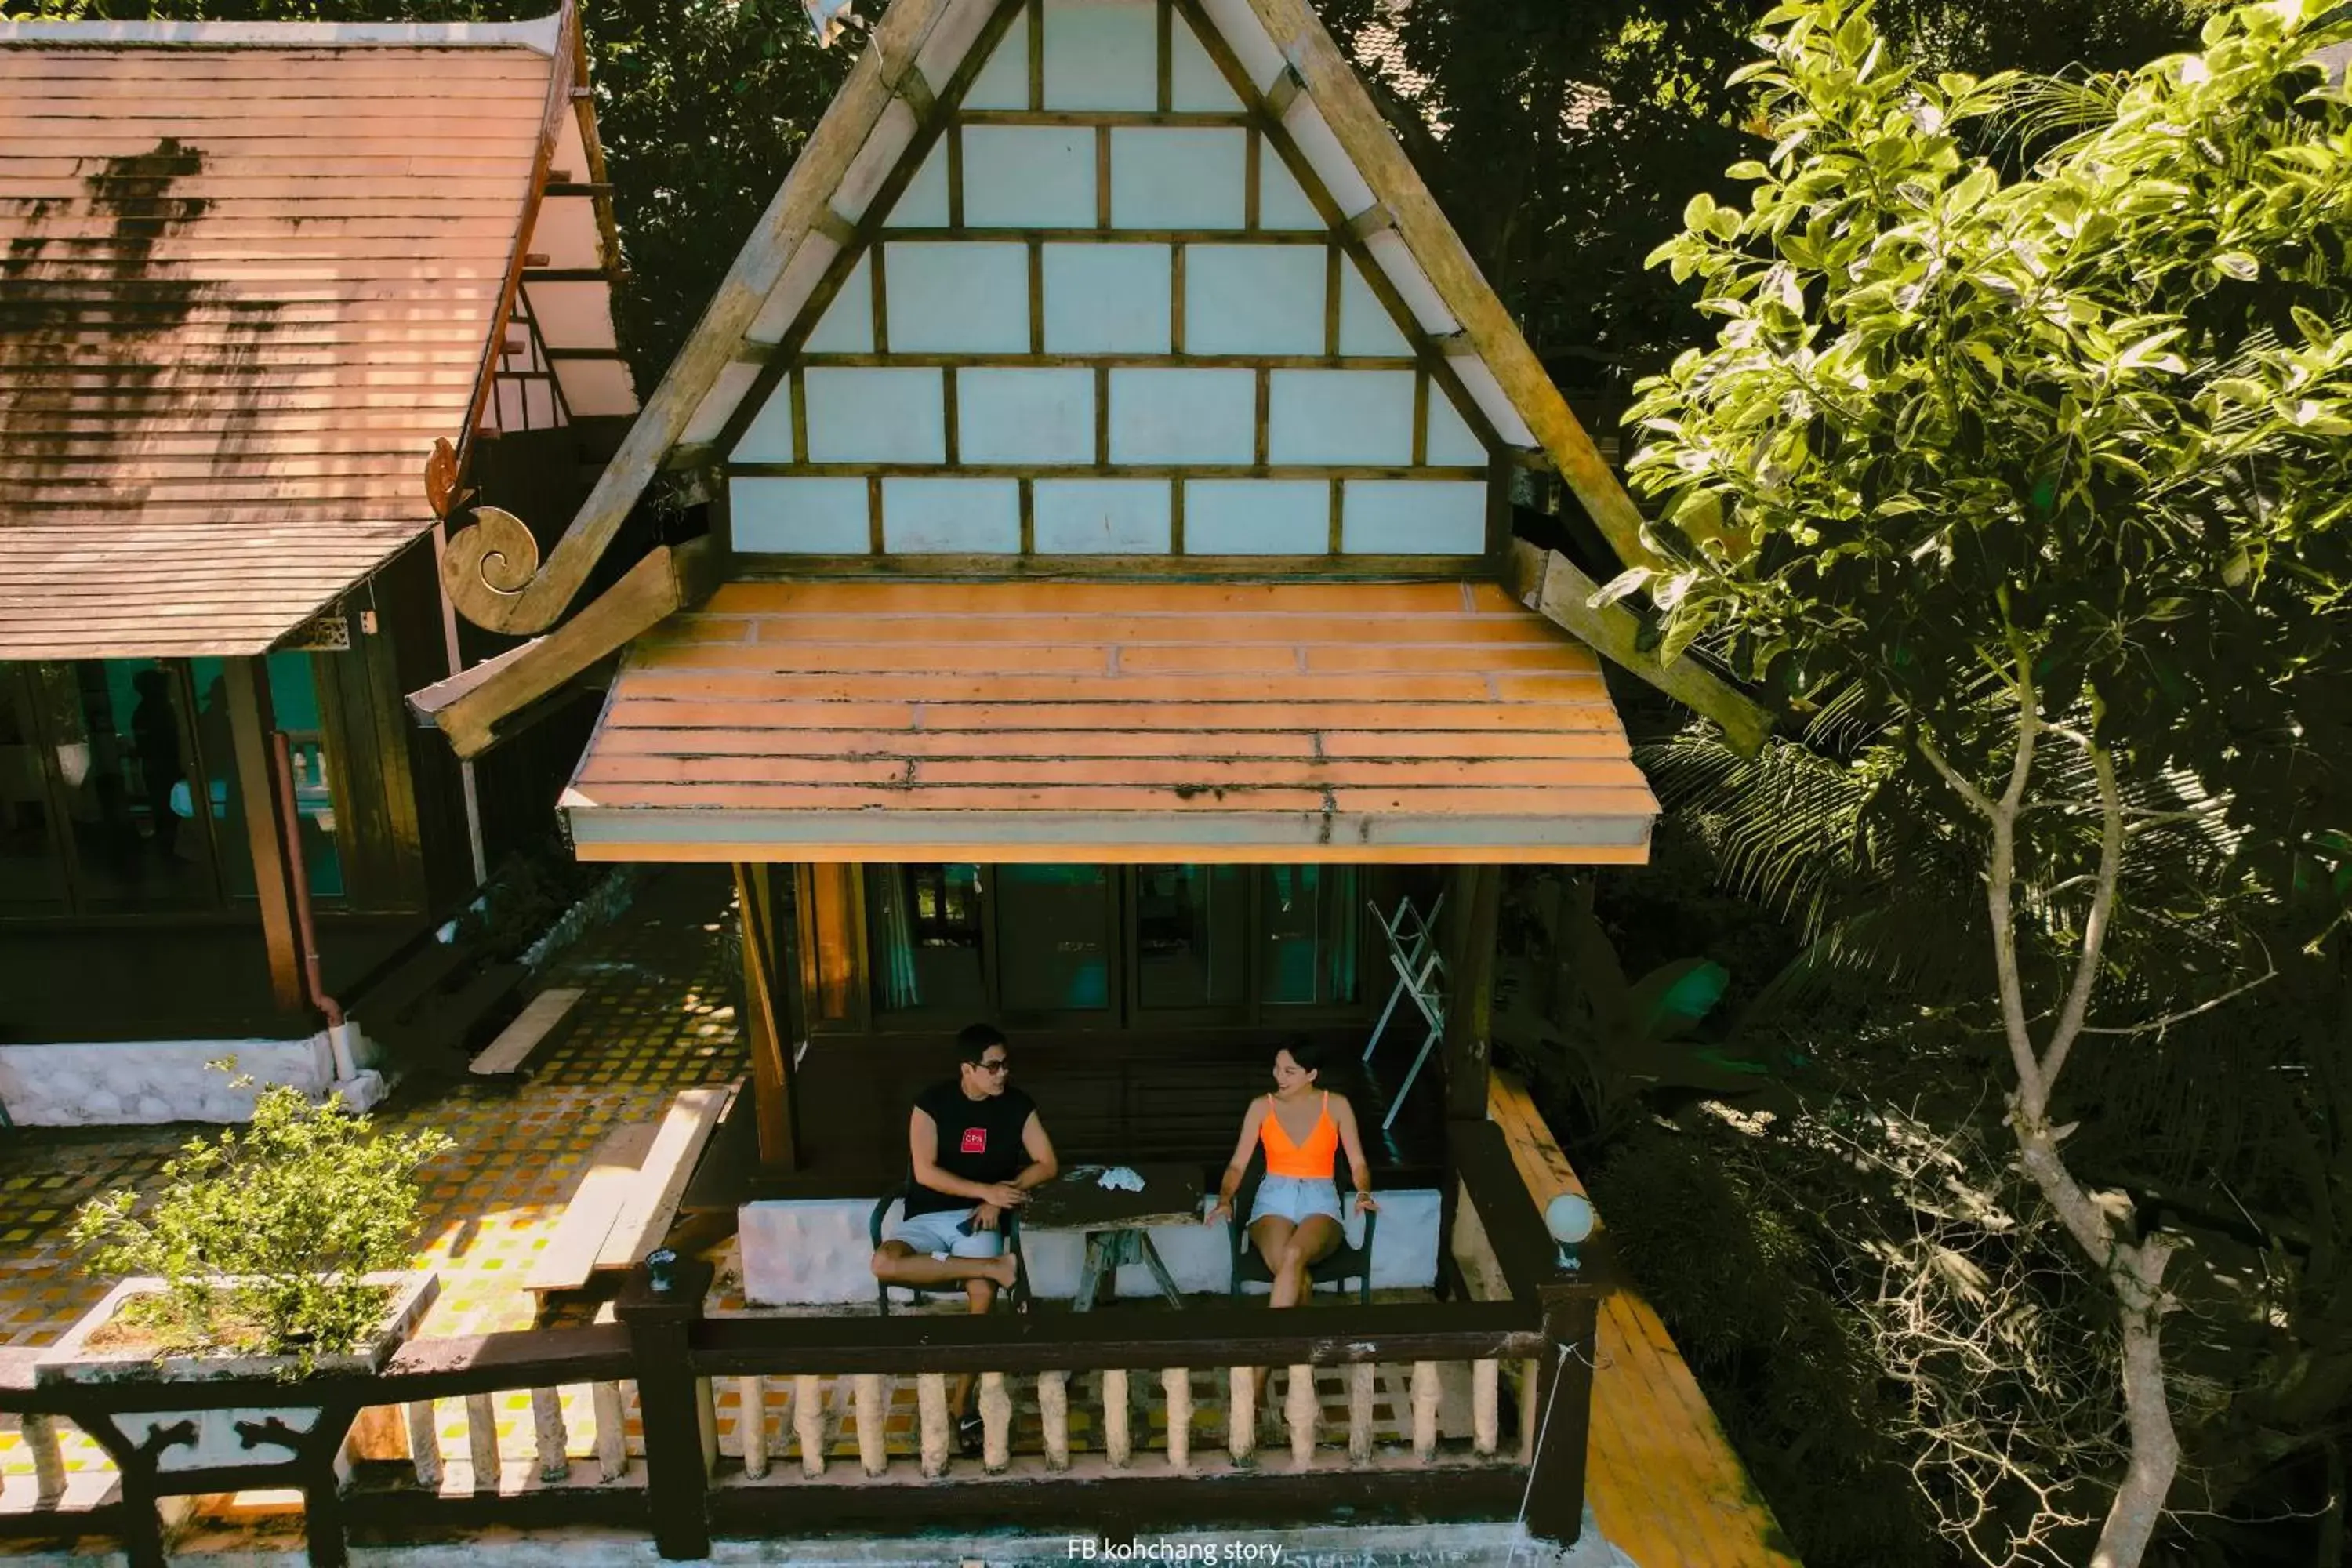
[2040,741,2125,1087]
[2078,965,2278,1036]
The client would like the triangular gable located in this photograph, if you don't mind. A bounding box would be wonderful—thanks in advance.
[695,0,1501,563]
[423,0,1766,758]
[440,0,1652,633]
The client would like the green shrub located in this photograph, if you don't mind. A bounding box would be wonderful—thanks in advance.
[70,1073,452,1374]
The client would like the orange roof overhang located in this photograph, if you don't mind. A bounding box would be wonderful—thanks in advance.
[561,579,1659,865]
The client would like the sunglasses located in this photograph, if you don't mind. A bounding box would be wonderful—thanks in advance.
[975,1057,1011,1074]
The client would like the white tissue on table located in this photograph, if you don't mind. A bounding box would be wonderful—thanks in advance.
[1095,1165,1145,1192]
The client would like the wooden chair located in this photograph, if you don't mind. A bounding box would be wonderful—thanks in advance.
[869,1179,1030,1316]
[1227,1147,1378,1305]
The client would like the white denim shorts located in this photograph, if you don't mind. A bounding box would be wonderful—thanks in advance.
[884,1206,1005,1259]
[1248,1174,1345,1228]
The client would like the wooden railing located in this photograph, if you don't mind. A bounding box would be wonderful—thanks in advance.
[0,1122,1601,1566]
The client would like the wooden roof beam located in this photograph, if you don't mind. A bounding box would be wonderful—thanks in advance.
[435,0,964,637]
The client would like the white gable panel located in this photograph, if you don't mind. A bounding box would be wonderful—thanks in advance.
[890,140,952,228]
[1035,479,1171,552]
[805,367,946,462]
[1343,480,1486,554]
[1171,11,1243,111]
[964,125,1097,227]
[733,378,800,463]
[1184,479,1328,554]
[883,477,1021,552]
[1269,370,1416,465]
[1337,254,1410,356]
[963,4,1030,109]
[1258,141,1323,230]
[554,359,637,419]
[1185,245,1326,356]
[1196,0,1285,90]
[1112,127,1247,229]
[1044,244,1171,352]
[803,254,873,354]
[1044,0,1156,111]
[732,477,872,553]
[885,242,1029,353]
[1109,368,1254,463]
[959,368,1095,464]
[1426,389,1486,466]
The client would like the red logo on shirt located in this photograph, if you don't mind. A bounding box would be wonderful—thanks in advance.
[960,1128,987,1155]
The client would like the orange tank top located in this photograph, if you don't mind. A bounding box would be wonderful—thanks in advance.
[1260,1092,1338,1179]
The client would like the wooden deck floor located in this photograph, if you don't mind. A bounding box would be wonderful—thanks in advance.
[1490,1073,1803,1568]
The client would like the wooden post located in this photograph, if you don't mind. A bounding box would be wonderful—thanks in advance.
[1285,1363,1316,1469]
[734,863,803,1169]
[1524,1280,1603,1546]
[615,1255,714,1560]
[1346,1364,1375,1464]
[1227,1366,1255,1465]
[222,658,304,1014]
[1441,864,1501,1124]
[979,1370,1011,1473]
[1410,1360,1441,1462]
[1040,1369,1072,1471]
[24,1413,67,1505]
[853,1374,887,1477]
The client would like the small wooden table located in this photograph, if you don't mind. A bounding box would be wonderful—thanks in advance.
[1018,1163,1204,1311]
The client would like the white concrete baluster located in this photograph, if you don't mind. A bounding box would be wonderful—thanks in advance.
[24,1414,68,1507]
[1102,1368,1132,1469]
[403,1401,443,1490]
[1040,1370,1071,1472]
[532,1386,570,1482]
[593,1381,629,1483]
[917,1373,951,1479]
[979,1370,1011,1473]
[1161,1367,1191,1472]
[464,1392,500,1490]
[1472,1359,1500,1457]
[1347,1363,1377,1464]
[1227,1367,1255,1465]
[1410,1361,1441,1464]
[1287,1363,1317,1469]
[794,1374,826,1478]
[853,1374,887,1477]
[738,1377,770,1479]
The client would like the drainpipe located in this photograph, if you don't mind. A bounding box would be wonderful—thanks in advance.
[270,731,356,1081]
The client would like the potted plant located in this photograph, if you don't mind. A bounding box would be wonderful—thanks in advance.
[45,1073,452,1396]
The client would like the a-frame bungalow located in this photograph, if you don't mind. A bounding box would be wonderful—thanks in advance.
[405,0,1779,1553]
[0,6,633,1123]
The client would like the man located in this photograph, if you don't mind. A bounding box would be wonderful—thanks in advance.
[871,1023,1057,1450]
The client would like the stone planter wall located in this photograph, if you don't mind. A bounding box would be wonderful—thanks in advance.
[0,1030,385,1126]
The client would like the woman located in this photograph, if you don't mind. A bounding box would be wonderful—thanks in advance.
[1207,1040,1377,1311]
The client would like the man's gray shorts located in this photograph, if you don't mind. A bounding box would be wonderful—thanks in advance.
[884,1206,1005,1258]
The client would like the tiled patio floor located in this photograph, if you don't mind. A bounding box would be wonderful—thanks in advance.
[0,865,748,1493]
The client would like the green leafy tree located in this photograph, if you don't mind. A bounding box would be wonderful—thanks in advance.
[1620,2,2352,1562]
[71,1076,453,1374]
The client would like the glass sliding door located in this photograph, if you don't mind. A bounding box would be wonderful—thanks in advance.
[1134,862,1247,1014]
[1260,864,1360,1008]
[864,862,986,1017]
[993,863,1113,1017]
[0,669,67,913]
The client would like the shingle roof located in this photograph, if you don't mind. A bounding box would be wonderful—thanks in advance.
[0,16,564,659]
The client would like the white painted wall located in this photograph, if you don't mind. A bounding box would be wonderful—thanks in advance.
[740,1188,1439,1308]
